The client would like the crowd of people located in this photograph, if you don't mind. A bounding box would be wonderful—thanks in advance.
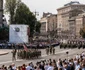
[0,52,85,70]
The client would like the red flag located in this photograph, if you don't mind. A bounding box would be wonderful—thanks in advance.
[27,27,30,36]
[23,44,28,52]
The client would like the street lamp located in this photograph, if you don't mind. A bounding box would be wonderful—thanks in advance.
[33,10,39,32]
[66,51,69,61]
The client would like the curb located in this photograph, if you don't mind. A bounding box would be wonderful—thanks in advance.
[0,52,9,56]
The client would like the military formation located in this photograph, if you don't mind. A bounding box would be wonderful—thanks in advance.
[17,49,41,59]
[11,43,56,61]
[60,40,85,49]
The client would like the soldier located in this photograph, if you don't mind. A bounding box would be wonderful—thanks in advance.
[53,47,55,55]
[12,49,17,61]
[48,47,49,55]
[50,46,52,55]
[46,47,49,55]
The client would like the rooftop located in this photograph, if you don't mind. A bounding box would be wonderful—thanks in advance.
[57,1,85,11]
[64,1,80,6]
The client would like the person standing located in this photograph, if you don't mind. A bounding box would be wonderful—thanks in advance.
[12,49,17,61]
[50,46,52,55]
[47,63,54,70]
[26,63,33,70]
[22,64,26,70]
[53,47,55,55]
[12,63,16,70]
[46,48,49,55]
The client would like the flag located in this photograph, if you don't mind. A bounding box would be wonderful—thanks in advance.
[23,44,28,52]
[27,27,30,36]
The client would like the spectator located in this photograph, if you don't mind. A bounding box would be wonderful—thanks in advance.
[8,65,13,70]
[47,63,54,70]
[44,63,49,70]
[75,60,80,70]
[26,63,33,70]
[22,64,26,70]
[12,63,16,70]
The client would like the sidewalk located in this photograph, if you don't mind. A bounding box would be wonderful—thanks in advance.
[0,50,9,55]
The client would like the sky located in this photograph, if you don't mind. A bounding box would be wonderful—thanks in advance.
[4,0,85,22]
[21,0,85,20]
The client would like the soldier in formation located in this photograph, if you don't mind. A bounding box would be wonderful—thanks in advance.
[46,47,49,55]
[46,46,55,55]
[53,47,55,54]
[12,49,17,61]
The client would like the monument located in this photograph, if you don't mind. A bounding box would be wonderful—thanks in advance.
[9,25,29,44]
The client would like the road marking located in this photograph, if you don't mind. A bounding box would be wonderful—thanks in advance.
[0,60,23,64]
[42,49,71,57]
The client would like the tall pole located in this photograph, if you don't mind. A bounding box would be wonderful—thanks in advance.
[33,10,39,32]
[34,10,39,18]
[33,10,39,50]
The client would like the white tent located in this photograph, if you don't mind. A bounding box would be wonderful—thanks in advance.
[9,24,29,44]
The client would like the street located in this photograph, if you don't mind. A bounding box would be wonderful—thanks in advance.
[0,47,85,67]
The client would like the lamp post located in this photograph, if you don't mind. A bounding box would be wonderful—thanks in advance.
[66,51,69,61]
[33,10,39,33]
[33,10,39,50]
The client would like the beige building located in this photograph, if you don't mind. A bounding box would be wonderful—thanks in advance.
[57,1,85,38]
[76,13,85,38]
[0,0,3,27]
[40,12,57,36]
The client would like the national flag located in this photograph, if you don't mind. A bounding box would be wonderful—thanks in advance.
[27,27,30,36]
[23,44,28,52]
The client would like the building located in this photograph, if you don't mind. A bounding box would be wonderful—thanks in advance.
[40,12,57,37]
[76,13,85,38]
[0,0,3,27]
[57,1,85,39]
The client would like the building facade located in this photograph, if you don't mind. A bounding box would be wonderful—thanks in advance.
[76,13,85,38]
[57,1,85,39]
[40,12,57,37]
[0,0,3,27]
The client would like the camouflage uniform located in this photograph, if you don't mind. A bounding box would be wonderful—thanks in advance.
[53,47,55,54]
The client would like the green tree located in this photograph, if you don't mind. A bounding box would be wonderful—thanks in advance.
[0,27,9,40]
[14,2,36,36]
[35,21,41,33]
[5,0,21,24]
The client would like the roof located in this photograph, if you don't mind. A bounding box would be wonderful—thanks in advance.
[64,1,80,6]
[57,2,85,11]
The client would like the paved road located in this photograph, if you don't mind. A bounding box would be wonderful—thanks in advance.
[0,47,85,67]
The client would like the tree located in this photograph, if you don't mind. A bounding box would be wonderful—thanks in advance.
[35,21,41,33]
[0,27,9,40]
[14,2,36,36]
[5,0,21,24]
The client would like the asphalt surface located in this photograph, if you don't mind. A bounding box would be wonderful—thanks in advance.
[0,47,85,67]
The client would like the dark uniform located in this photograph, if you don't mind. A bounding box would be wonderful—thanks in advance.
[12,49,17,61]
[53,47,55,54]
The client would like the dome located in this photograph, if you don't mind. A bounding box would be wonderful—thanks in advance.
[64,1,80,6]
